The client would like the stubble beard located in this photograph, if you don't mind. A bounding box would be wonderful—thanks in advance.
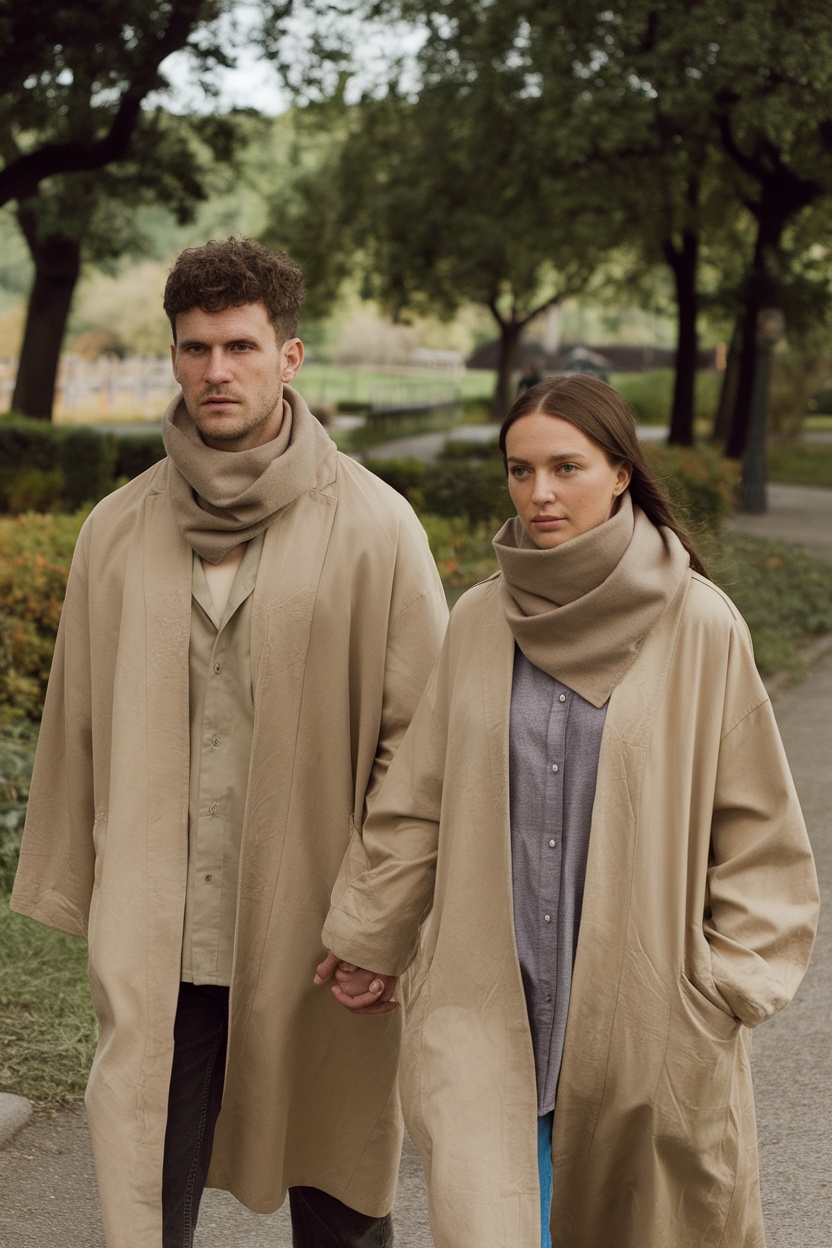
[189,381,285,448]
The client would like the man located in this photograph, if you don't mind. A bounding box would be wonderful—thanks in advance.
[11,238,448,1247]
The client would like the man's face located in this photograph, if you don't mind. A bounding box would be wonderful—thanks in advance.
[171,302,304,451]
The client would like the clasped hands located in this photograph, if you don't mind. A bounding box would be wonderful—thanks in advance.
[314,952,399,1015]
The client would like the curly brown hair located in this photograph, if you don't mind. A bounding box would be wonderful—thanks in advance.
[163,237,305,343]
[499,373,708,576]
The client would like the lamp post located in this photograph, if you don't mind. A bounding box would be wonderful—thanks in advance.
[740,307,784,514]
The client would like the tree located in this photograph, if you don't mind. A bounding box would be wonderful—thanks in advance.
[711,1,832,456]
[0,0,294,418]
[10,111,247,419]
[265,40,626,418]
[310,0,832,450]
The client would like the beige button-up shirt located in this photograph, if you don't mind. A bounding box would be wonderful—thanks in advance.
[181,532,264,985]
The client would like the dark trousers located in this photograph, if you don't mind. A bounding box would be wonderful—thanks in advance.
[162,982,394,1248]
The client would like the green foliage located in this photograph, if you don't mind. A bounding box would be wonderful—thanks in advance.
[611,370,722,428]
[0,511,84,721]
[0,903,97,1104]
[643,443,739,539]
[714,537,832,676]
[767,443,832,488]
[420,513,498,600]
[0,721,37,893]
[6,467,66,514]
[113,432,166,481]
[365,456,513,526]
[0,419,159,513]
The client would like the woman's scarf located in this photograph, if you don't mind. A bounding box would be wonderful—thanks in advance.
[492,493,690,707]
[162,384,332,562]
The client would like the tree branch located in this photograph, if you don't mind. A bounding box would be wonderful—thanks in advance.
[0,0,213,208]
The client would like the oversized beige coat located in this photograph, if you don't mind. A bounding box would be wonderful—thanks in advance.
[324,570,819,1248]
[10,436,448,1245]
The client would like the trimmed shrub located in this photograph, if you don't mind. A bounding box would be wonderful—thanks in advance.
[644,443,738,539]
[362,457,427,511]
[114,432,166,481]
[0,418,160,513]
[0,511,85,721]
[365,456,512,526]
[57,427,118,510]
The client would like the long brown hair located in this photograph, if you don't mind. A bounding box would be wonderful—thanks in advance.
[499,374,707,576]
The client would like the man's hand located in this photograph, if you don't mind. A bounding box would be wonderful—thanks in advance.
[314,951,399,1015]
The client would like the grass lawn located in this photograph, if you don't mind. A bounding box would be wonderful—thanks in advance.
[0,900,96,1103]
[292,364,496,408]
[767,442,832,488]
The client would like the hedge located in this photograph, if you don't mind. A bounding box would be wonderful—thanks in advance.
[0,416,164,514]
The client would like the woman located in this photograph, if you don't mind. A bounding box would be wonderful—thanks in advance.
[316,375,819,1248]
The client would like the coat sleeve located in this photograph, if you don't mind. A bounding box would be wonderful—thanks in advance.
[705,621,819,1028]
[362,510,448,816]
[324,615,454,977]
[10,521,96,939]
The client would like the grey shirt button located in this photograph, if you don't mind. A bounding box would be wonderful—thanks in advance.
[551,763,559,773]
[559,693,566,702]
[544,913,551,923]
[548,838,556,848]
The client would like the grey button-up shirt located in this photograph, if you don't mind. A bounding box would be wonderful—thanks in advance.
[509,647,607,1114]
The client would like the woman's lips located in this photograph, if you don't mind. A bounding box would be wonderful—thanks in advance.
[532,515,566,526]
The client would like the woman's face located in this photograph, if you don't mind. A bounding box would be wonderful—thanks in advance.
[505,411,632,550]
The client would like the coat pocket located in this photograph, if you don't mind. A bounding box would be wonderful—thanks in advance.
[652,973,742,1240]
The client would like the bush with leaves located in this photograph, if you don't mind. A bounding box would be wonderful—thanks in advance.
[0,511,85,721]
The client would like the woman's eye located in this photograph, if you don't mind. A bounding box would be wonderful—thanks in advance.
[510,466,530,479]
[559,463,577,474]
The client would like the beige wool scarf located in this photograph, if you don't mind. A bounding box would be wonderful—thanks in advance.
[162,384,332,562]
[492,492,690,707]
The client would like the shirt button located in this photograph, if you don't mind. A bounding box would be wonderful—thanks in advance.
[544,914,551,923]
[211,735,220,746]
[559,693,566,702]
[209,802,218,816]
[204,873,214,883]
[548,838,556,848]
[214,662,223,674]
[551,764,559,773]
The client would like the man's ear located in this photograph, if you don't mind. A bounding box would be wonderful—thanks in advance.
[281,338,304,382]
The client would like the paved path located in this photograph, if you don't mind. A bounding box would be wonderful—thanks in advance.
[727,482,832,561]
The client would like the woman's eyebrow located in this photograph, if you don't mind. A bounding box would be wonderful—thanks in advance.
[506,452,590,463]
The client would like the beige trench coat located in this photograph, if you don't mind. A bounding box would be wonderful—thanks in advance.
[11,438,448,1245]
[324,570,819,1248]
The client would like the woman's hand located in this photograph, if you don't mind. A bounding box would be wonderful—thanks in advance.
[314,951,399,1015]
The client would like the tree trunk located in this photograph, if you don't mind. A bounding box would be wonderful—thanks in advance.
[711,325,740,444]
[725,178,812,458]
[12,207,82,421]
[725,285,762,459]
[491,318,523,422]
[664,229,698,447]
